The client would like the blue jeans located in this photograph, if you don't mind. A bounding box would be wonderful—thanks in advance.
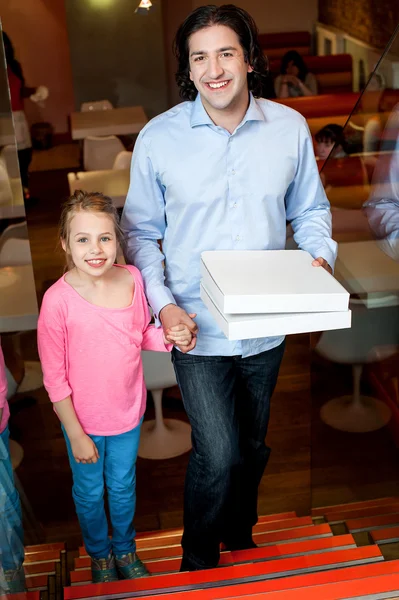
[172,342,285,570]
[0,426,24,571]
[63,421,142,559]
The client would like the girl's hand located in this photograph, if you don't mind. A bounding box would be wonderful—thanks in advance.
[70,433,99,464]
[165,323,194,347]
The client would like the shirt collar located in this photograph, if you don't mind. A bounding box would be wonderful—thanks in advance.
[190,92,265,129]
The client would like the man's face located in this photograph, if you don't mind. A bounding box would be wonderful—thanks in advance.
[188,24,253,115]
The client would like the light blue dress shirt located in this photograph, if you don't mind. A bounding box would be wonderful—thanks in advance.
[122,93,337,357]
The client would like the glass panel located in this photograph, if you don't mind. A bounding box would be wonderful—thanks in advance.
[0,23,39,594]
[312,24,399,510]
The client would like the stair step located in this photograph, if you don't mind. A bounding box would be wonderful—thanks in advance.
[64,547,383,599]
[78,517,314,556]
[71,534,356,582]
[228,572,399,599]
[23,550,61,565]
[312,497,399,517]
[347,513,399,533]
[324,503,399,524]
[2,594,41,600]
[24,543,65,555]
[24,561,57,576]
[134,560,399,600]
[25,574,49,592]
[371,526,399,545]
[134,512,298,542]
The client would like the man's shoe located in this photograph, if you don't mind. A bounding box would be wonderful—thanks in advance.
[115,552,150,579]
[91,554,118,583]
[3,565,27,593]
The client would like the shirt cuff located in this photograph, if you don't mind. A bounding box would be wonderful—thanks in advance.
[46,383,72,404]
[314,241,338,273]
[147,285,177,322]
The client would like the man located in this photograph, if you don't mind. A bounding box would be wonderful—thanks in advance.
[122,4,337,571]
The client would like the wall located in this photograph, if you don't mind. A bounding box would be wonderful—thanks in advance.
[0,0,74,134]
[319,0,399,50]
[163,0,318,106]
[65,0,168,120]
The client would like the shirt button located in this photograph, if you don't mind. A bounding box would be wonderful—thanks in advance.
[233,203,237,208]
[231,169,236,175]
[236,235,240,241]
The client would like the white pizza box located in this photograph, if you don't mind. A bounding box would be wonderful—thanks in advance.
[200,283,352,341]
[200,250,349,314]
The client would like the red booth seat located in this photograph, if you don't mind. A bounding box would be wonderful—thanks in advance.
[258,30,311,59]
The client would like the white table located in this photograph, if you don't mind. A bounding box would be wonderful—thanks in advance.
[70,106,148,140]
[0,265,38,333]
[67,170,130,208]
[334,240,399,302]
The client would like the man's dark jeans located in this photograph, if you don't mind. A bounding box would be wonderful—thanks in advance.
[172,340,285,571]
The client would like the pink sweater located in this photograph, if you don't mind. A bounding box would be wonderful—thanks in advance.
[38,265,170,436]
[0,338,10,434]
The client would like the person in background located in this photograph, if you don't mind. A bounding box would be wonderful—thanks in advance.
[38,191,192,583]
[0,337,26,595]
[274,50,317,98]
[2,32,48,200]
[362,72,385,154]
[315,124,348,161]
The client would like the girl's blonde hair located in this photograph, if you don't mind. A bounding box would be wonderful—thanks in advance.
[59,190,125,270]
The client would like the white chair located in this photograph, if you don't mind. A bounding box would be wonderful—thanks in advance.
[0,145,20,179]
[316,297,398,432]
[0,161,13,206]
[83,136,125,171]
[80,100,113,112]
[113,151,133,170]
[138,351,192,459]
[0,222,31,267]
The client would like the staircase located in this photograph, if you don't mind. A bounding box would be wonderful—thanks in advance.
[5,496,399,599]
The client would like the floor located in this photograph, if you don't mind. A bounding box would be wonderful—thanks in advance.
[5,150,398,551]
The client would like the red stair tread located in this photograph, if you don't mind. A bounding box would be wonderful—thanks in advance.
[78,517,314,556]
[346,512,399,532]
[24,561,57,576]
[25,574,48,591]
[134,560,399,600]
[325,502,399,523]
[72,534,355,579]
[371,526,399,544]
[24,543,65,554]
[312,496,398,517]
[64,546,383,599]
[78,523,332,560]
[134,512,297,542]
[23,550,61,564]
[228,573,399,599]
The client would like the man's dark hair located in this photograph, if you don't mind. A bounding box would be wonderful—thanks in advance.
[280,50,308,82]
[173,4,269,101]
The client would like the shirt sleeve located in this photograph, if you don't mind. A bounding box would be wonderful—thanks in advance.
[37,294,72,403]
[0,341,7,410]
[121,131,176,320]
[285,120,338,270]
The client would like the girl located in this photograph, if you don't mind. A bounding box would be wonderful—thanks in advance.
[37,191,193,583]
[0,338,26,594]
[274,50,317,98]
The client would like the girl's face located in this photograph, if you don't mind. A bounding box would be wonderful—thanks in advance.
[316,139,335,160]
[286,60,299,77]
[62,210,117,279]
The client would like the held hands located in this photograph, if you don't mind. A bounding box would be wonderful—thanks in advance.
[160,304,198,353]
[312,256,332,274]
[70,432,99,464]
[282,75,299,86]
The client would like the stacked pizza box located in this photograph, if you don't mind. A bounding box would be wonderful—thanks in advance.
[200,250,351,340]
